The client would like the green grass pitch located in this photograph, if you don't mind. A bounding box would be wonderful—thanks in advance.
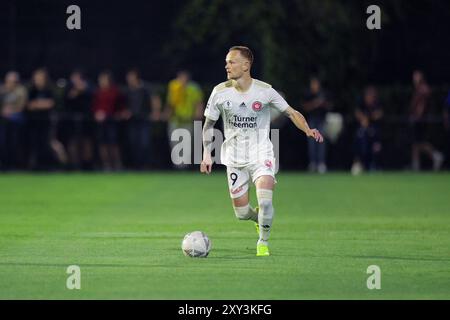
[0,172,449,299]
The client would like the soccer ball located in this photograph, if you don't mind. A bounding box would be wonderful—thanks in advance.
[181,231,212,258]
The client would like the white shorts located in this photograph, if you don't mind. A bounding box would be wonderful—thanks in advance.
[226,157,277,199]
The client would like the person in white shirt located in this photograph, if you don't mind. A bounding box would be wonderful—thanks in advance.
[200,46,323,256]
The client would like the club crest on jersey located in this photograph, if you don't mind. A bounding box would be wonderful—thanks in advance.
[252,101,263,112]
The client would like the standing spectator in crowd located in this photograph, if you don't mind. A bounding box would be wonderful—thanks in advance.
[351,85,383,175]
[92,71,126,171]
[26,68,56,170]
[165,70,204,168]
[0,71,27,170]
[302,76,332,173]
[444,90,450,169]
[63,70,94,170]
[409,70,444,171]
[124,68,161,170]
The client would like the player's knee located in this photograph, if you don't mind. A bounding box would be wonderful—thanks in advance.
[233,204,252,220]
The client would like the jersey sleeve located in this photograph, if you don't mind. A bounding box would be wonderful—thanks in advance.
[204,87,221,121]
[268,88,289,113]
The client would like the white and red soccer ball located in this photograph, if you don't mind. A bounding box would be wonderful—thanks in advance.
[181,231,212,258]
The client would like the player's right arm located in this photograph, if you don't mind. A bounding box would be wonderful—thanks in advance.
[200,117,217,174]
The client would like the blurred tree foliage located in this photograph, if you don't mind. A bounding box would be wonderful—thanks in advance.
[166,0,450,113]
[167,0,384,104]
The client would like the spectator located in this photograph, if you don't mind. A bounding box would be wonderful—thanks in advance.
[124,68,162,170]
[92,71,126,171]
[165,70,204,168]
[302,76,332,173]
[351,85,383,175]
[26,68,56,170]
[0,71,27,170]
[409,70,444,171]
[63,70,94,170]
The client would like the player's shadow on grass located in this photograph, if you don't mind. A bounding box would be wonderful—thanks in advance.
[207,247,266,260]
[166,246,256,260]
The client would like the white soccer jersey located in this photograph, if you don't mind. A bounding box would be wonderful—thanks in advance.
[204,79,289,167]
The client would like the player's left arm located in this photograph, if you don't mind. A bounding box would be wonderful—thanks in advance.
[283,106,324,143]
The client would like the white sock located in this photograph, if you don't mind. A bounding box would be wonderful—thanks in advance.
[256,189,274,242]
[233,204,258,222]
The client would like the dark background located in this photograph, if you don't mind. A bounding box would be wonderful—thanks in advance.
[2,1,450,85]
[1,0,449,170]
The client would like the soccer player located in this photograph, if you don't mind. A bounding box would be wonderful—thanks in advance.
[200,46,323,256]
